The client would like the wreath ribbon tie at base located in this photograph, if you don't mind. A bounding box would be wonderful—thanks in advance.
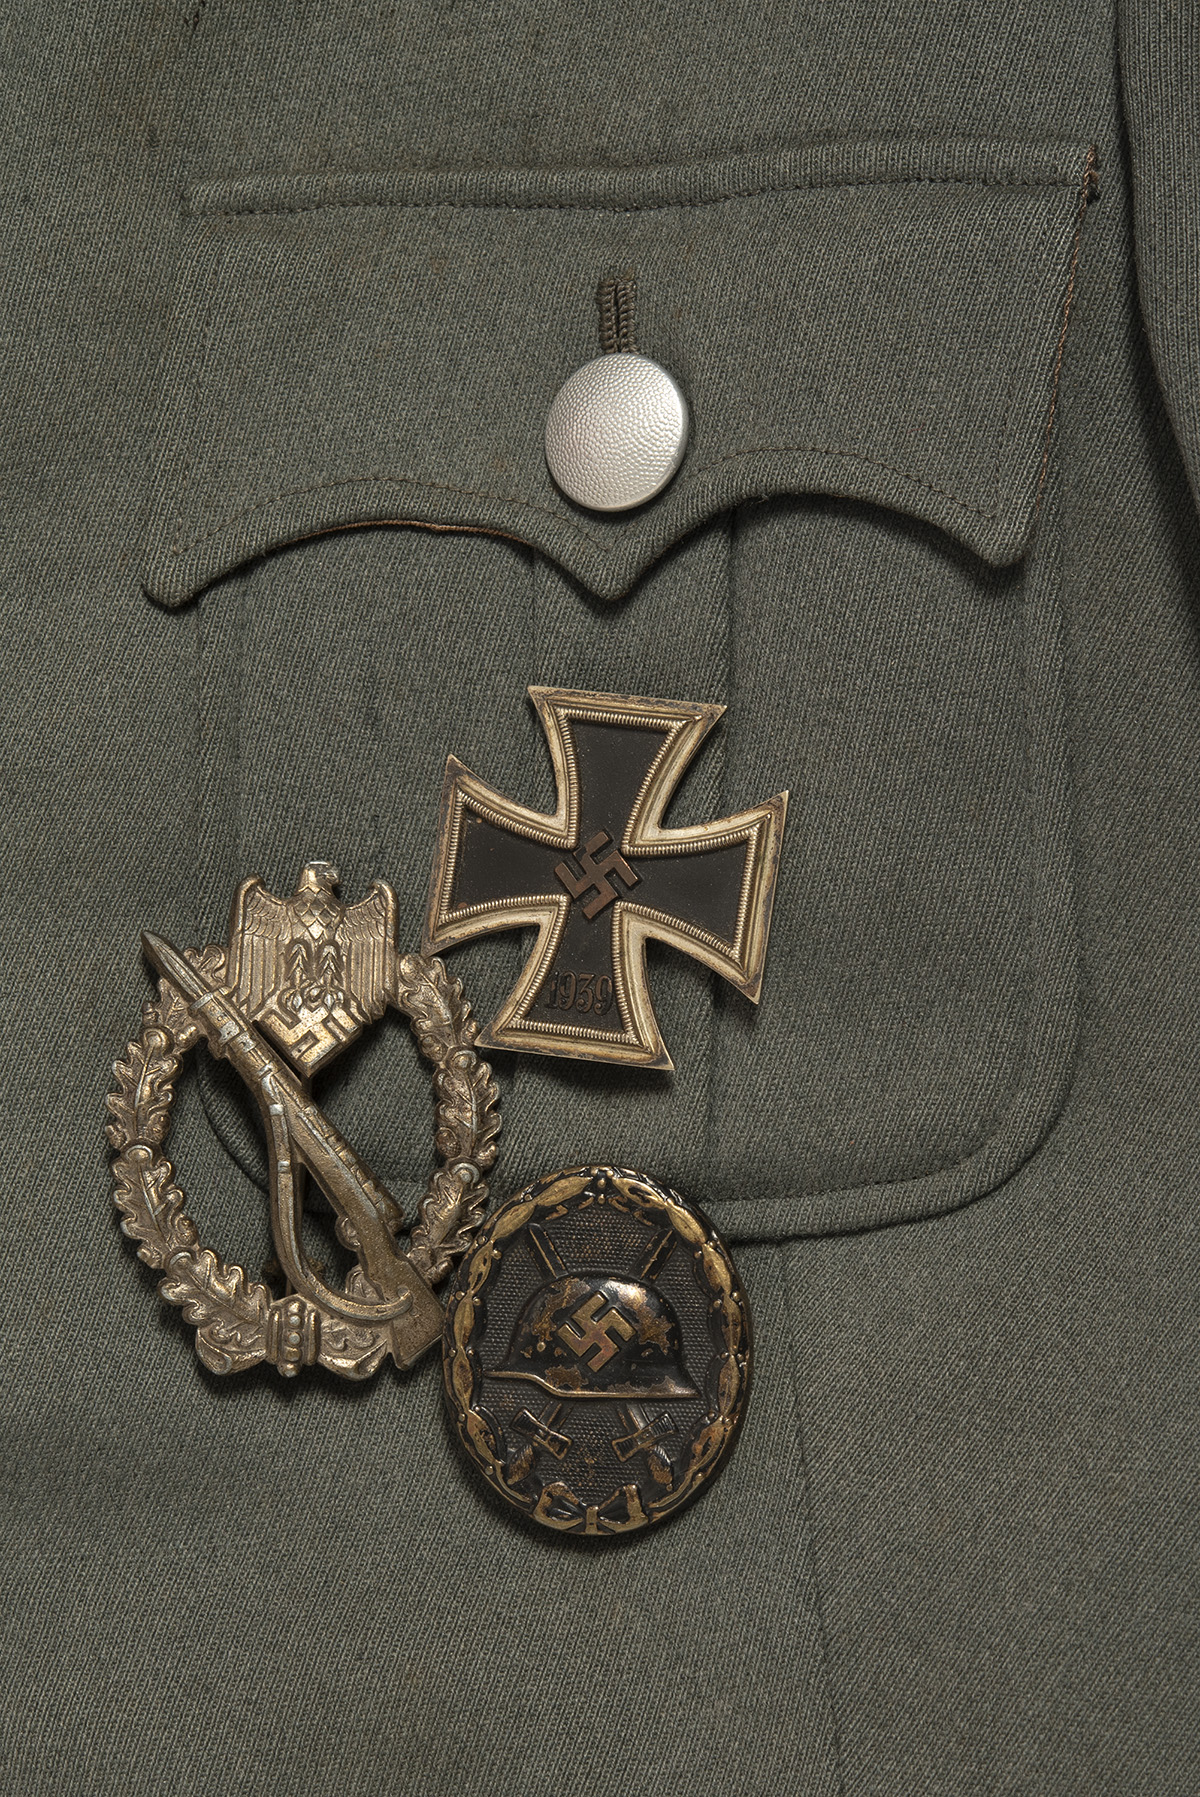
[107,926,501,1381]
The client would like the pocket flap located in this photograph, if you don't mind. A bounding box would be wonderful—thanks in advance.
[145,138,1094,606]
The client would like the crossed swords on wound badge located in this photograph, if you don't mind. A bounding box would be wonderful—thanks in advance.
[107,687,785,1536]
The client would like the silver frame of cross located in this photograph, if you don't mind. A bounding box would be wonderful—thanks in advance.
[423,686,788,1070]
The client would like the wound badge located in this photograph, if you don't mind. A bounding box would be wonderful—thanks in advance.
[443,1166,751,1536]
[424,687,788,1069]
[106,862,500,1378]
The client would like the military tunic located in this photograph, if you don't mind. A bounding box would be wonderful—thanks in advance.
[1,2,1196,1791]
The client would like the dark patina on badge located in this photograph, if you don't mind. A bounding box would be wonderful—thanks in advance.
[443,1165,751,1536]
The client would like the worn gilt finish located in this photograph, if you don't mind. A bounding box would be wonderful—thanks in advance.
[425,687,788,1068]
[443,1165,752,1536]
[107,863,500,1378]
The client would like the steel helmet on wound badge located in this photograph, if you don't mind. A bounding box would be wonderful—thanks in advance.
[489,1271,698,1401]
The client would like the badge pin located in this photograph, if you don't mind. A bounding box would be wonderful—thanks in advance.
[424,687,789,1068]
[107,862,500,1379]
[443,1165,751,1536]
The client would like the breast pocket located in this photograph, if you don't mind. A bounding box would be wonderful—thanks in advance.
[144,137,1095,1238]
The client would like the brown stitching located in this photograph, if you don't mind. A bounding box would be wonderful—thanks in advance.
[169,471,608,557]
[1034,144,1097,511]
[191,172,1086,222]
[168,439,1006,564]
[295,517,531,553]
[186,134,1092,221]
[989,145,1096,522]
[690,441,1000,518]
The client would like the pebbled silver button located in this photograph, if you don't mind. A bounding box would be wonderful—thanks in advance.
[544,353,688,512]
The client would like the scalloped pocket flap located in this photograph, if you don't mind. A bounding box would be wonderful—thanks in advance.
[145,138,1094,606]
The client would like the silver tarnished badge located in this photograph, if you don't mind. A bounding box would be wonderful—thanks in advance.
[107,863,500,1378]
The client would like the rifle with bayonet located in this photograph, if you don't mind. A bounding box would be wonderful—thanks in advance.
[142,930,444,1369]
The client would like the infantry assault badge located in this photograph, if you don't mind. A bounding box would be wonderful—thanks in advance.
[107,862,500,1378]
[108,689,782,1535]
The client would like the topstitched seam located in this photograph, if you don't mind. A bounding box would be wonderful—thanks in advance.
[779,1242,850,1797]
[176,238,226,553]
[168,443,1005,562]
[1035,146,1096,510]
[191,171,1081,221]
[991,145,1095,517]
[691,442,1000,518]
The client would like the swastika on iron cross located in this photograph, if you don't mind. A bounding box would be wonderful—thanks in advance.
[424,687,789,1069]
[553,830,639,919]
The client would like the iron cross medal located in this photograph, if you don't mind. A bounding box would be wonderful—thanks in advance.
[424,687,788,1068]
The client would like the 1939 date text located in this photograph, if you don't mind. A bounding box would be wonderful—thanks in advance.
[544,971,614,1015]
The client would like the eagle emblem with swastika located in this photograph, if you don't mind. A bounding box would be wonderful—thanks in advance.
[224,861,394,1077]
[107,863,501,1380]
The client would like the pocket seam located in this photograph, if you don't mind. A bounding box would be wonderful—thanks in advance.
[190,172,1081,221]
[165,418,1036,564]
[711,458,1078,1242]
[184,138,1093,220]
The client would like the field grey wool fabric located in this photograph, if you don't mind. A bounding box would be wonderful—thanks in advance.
[1,3,1197,1794]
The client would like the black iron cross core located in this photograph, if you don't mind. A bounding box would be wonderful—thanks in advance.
[423,687,788,1070]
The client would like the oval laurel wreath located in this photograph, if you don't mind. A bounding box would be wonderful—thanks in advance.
[106,946,500,1379]
[443,1168,750,1535]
